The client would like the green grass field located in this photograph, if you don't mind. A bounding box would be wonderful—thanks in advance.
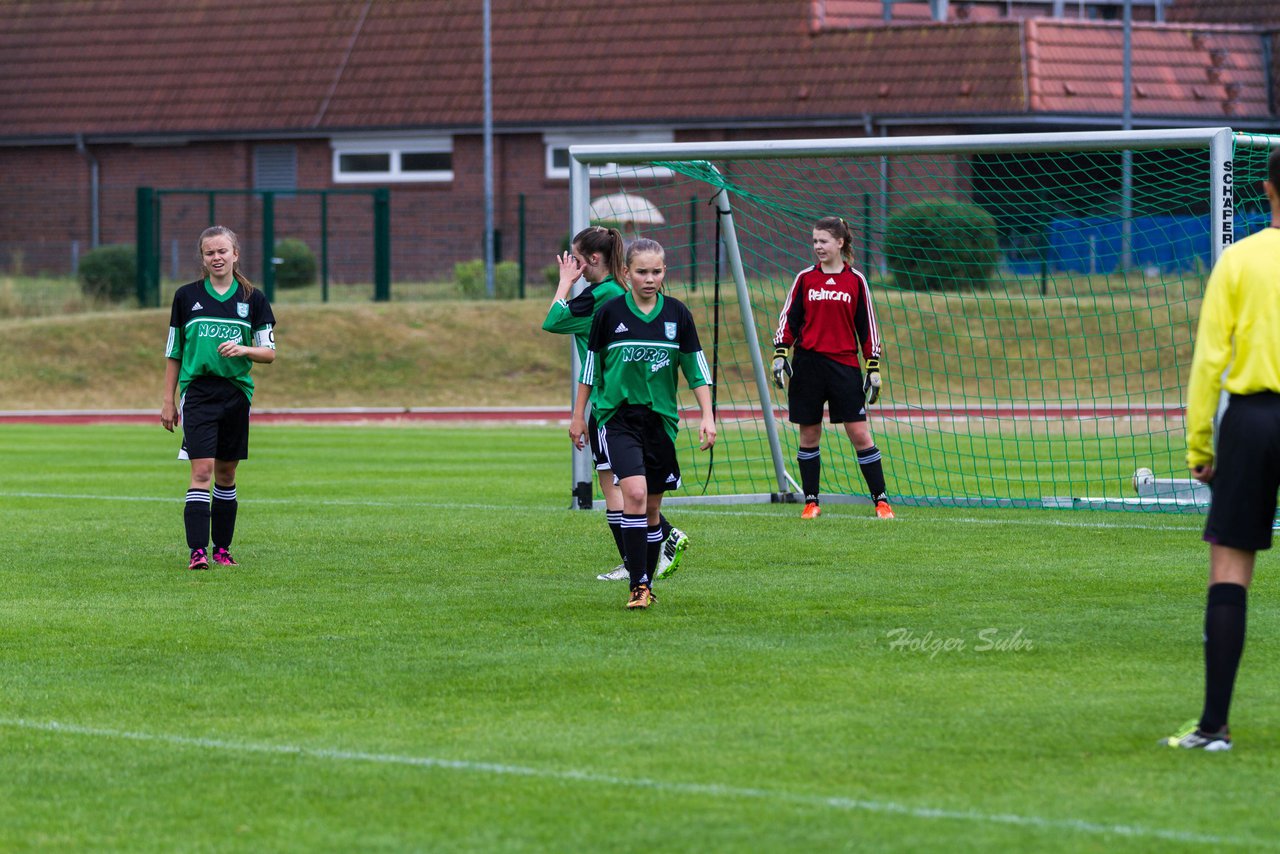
[2,424,1277,852]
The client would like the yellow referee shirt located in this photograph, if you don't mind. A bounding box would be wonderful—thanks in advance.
[1186,227,1280,468]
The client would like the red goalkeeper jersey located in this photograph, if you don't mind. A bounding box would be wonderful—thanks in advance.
[773,263,881,368]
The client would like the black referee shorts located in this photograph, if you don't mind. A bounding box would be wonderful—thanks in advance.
[787,347,867,425]
[180,376,251,461]
[1204,391,1280,552]
[599,405,682,494]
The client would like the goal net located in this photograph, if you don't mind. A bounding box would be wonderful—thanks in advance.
[566,128,1274,512]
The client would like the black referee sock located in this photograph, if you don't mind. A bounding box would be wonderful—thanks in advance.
[621,513,649,588]
[211,483,238,550]
[184,488,211,551]
[1200,582,1247,733]
[606,510,626,561]
[857,444,887,499]
[797,446,821,502]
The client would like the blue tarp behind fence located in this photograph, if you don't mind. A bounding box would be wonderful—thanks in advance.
[1006,212,1271,275]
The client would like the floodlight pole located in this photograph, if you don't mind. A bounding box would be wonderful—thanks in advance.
[482,0,496,297]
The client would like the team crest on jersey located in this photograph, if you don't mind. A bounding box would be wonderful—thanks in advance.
[664,322,677,340]
[236,302,249,318]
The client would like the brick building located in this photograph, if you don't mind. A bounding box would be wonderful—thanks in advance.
[1,0,1277,289]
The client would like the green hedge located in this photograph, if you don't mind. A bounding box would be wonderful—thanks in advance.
[884,200,999,291]
[273,238,317,289]
[455,259,521,300]
[77,244,136,303]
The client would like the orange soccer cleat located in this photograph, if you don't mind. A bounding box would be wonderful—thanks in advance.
[875,500,895,519]
[627,584,655,609]
[800,501,822,520]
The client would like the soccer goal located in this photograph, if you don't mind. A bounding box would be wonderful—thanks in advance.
[565,128,1276,512]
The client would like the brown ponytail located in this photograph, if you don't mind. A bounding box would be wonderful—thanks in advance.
[814,216,855,265]
[572,225,628,290]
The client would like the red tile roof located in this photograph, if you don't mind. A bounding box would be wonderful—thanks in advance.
[1027,20,1270,117]
[0,0,1273,141]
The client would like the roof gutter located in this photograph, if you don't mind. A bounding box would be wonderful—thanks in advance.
[870,113,1280,131]
[74,133,100,249]
[7,111,1277,150]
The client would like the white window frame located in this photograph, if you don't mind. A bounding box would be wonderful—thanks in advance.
[544,131,674,180]
[331,136,453,183]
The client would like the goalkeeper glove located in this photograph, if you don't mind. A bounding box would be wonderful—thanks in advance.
[771,347,792,389]
[863,358,881,405]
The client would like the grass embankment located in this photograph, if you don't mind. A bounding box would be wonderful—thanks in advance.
[0,273,1201,411]
[0,300,572,410]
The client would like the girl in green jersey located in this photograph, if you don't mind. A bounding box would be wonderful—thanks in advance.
[544,226,690,582]
[162,226,276,570]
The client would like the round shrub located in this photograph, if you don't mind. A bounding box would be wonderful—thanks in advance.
[455,259,521,300]
[884,200,999,291]
[273,238,317,289]
[77,244,136,303]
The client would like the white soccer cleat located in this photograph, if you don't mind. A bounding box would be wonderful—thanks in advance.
[1161,719,1232,751]
[654,527,689,580]
[597,564,629,581]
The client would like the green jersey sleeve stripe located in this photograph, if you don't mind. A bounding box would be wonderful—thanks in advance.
[184,317,250,331]
[605,340,680,352]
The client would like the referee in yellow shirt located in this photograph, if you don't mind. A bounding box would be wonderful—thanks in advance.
[1164,147,1280,751]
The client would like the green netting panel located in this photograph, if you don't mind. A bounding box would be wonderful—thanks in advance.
[576,132,1276,511]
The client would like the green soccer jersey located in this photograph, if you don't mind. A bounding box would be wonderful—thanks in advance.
[541,275,627,365]
[165,279,276,401]
[581,291,712,440]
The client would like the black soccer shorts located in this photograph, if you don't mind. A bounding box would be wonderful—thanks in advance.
[588,410,610,472]
[180,376,252,461]
[1203,391,1280,552]
[787,347,868,425]
[599,405,682,494]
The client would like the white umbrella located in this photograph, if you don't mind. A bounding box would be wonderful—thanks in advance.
[589,193,666,226]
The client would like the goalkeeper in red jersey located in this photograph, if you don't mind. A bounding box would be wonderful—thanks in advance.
[772,216,893,520]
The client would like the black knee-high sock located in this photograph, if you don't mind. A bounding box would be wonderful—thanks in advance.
[658,513,672,540]
[857,444,887,500]
[797,446,821,502]
[1200,582,1247,732]
[211,483,238,550]
[606,510,626,561]
[622,513,649,588]
[184,488,210,551]
[647,523,664,577]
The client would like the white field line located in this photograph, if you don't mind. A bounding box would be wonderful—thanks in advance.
[0,717,1257,848]
[2,490,1203,533]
